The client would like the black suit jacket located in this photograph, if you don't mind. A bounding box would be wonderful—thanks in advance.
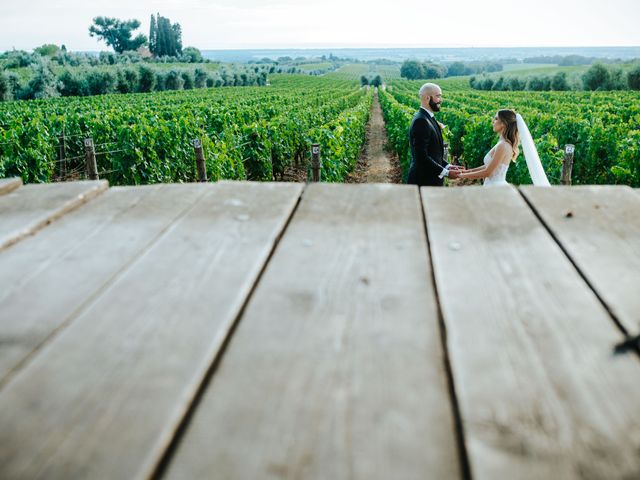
[407,108,446,186]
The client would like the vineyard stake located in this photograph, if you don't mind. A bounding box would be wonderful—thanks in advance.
[561,144,575,185]
[311,143,321,182]
[192,138,208,182]
[58,130,66,180]
[84,138,98,180]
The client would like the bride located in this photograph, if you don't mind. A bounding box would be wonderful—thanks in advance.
[457,109,550,186]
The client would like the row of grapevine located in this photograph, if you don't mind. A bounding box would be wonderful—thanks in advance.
[0,75,372,184]
[380,78,640,186]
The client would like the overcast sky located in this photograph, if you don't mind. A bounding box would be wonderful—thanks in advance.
[1,0,639,52]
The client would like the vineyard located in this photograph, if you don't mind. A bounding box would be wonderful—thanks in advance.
[1,68,639,187]
[380,77,640,186]
[0,75,372,185]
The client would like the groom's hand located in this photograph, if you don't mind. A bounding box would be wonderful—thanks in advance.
[448,169,462,179]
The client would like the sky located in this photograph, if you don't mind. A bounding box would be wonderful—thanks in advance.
[1,0,639,52]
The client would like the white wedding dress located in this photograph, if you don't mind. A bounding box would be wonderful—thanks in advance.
[482,147,509,187]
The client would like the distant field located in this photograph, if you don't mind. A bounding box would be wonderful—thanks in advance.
[146,62,222,71]
[498,64,588,76]
[502,63,558,72]
[297,62,333,71]
[328,64,401,81]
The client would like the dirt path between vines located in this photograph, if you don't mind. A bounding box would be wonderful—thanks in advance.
[282,88,402,184]
[347,89,402,184]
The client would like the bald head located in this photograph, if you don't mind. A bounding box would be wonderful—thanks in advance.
[419,83,442,112]
[419,83,440,98]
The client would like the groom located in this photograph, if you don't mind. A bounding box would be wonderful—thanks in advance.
[407,83,462,186]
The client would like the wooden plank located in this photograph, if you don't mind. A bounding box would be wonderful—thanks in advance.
[0,181,302,480]
[422,185,640,480]
[0,184,210,386]
[164,183,461,480]
[0,180,108,250]
[520,185,640,336]
[0,177,22,195]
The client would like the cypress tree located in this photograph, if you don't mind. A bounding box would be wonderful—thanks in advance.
[149,14,157,55]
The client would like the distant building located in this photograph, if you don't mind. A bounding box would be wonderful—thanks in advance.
[137,46,153,59]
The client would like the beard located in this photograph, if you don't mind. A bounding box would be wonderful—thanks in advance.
[429,98,441,112]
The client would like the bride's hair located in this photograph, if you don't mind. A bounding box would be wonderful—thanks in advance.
[497,109,520,161]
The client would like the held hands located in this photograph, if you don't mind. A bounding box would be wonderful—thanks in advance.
[448,165,466,179]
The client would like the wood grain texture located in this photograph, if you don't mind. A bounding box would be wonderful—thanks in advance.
[0,178,22,195]
[0,180,108,250]
[0,184,209,386]
[164,183,461,480]
[0,181,302,480]
[422,185,640,480]
[520,185,640,335]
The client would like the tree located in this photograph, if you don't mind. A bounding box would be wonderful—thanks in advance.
[0,71,8,101]
[423,63,446,79]
[628,66,640,90]
[34,44,60,56]
[25,58,61,99]
[582,63,610,91]
[447,61,466,77]
[149,14,183,57]
[138,65,156,92]
[551,72,569,91]
[400,60,424,80]
[89,17,147,54]
[149,15,157,55]
[181,47,203,63]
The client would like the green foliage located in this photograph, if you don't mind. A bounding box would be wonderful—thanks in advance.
[181,47,203,63]
[400,61,424,80]
[628,66,640,90]
[583,63,611,91]
[309,90,373,181]
[24,58,60,99]
[471,64,633,92]
[58,70,88,96]
[164,70,183,90]
[0,76,369,186]
[34,44,61,57]
[551,72,569,91]
[0,71,8,101]
[138,65,156,92]
[149,14,182,57]
[89,17,147,54]
[116,67,139,93]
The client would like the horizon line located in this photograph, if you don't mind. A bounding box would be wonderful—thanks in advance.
[2,44,640,53]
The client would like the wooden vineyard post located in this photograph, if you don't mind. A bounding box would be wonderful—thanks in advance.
[58,130,66,180]
[84,138,98,180]
[311,143,321,182]
[192,138,208,182]
[561,144,575,185]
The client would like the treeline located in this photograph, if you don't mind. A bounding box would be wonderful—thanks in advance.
[523,54,626,66]
[0,62,269,101]
[360,75,383,87]
[0,46,209,71]
[400,60,503,80]
[470,63,640,92]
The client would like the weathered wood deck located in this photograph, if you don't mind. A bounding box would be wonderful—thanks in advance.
[0,179,638,480]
